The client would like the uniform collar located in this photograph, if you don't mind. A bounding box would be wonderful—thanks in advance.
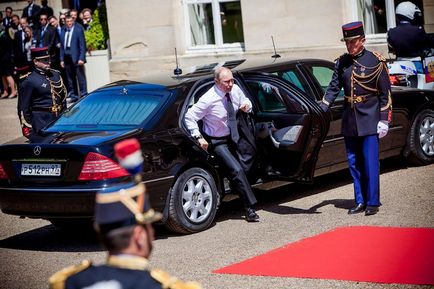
[352,48,366,59]
[107,255,150,271]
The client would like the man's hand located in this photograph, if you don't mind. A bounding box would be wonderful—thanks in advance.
[77,60,85,66]
[198,138,209,151]
[239,102,250,112]
[60,61,65,68]
[377,120,389,138]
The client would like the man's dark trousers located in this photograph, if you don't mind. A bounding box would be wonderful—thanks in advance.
[64,55,87,99]
[344,135,380,207]
[211,138,257,207]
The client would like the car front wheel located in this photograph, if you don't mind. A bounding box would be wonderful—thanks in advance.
[166,167,219,234]
[406,109,434,165]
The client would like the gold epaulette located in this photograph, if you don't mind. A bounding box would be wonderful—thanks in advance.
[372,51,386,62]
[20,72,31,80]
[49,68,61,74]
[8,27,15,40]
[48,260,92,289]
[151,269,202,289]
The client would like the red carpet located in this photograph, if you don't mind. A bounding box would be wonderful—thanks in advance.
[214,226,434,285]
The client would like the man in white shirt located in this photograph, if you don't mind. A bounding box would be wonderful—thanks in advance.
[185,67,260,222]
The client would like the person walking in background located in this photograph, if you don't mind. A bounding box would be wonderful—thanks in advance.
[23,26,36,62]
[185,67,260,222]
[13,17,31,70]
[22,0,41,30]
[35,13,58,66]
[81,8,93,31]
[48,138,202,289]
[0,23,17,99]
[320,21,392,216]
[40,0,54,18]
[2,7,13,28]
[60,15,87,103]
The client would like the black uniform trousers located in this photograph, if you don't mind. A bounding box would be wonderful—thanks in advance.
[210,137,257,207]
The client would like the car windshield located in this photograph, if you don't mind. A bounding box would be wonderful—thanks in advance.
[46,83,177,132]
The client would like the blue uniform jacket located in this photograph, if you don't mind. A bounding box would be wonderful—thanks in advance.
[18,68,66,133]
[322,49,392,137]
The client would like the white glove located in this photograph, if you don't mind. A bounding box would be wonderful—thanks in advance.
[377,121,389,139]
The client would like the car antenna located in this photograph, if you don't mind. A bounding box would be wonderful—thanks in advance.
[271,36,281,60]
[173,48,183,76]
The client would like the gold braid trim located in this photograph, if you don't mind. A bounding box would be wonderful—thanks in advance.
[48,69,67,116]
[381,89,392,111]
[48,260,92,289]
[151,269,203,289]
[20,111,32,128]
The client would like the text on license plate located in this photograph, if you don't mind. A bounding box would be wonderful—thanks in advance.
[21,163,61,176]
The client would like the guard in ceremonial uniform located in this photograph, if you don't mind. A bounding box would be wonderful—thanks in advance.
[18,46,67,138]
[320,21,392,216]
[49,139,202,289]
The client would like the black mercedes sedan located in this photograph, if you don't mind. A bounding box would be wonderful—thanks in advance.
[0,58,433,234]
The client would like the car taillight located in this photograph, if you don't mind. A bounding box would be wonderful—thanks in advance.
[389,75,400,85]
[389,74,407,86]
[0,163,8,179]
[78,152,130,180]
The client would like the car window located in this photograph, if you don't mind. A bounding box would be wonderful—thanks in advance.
[310,65,345,101]
[280,71,305,92]
[47,84,176,131]
[246,80,306,113]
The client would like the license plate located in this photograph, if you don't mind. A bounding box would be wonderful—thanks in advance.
[21,163,61,176]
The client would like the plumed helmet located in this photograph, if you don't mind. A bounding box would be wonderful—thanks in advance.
[395,1,421,20]
[94,138,162,234]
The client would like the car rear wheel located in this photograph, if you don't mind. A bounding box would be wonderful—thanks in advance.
[406,109,434,165]
[166,167,219,234]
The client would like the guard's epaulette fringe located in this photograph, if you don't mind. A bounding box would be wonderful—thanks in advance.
[372,51,386,62]
[20,72,31,80]
[151,269,202,289]
[48,260,92,289]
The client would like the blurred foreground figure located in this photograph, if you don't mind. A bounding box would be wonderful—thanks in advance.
[49,138,202,289]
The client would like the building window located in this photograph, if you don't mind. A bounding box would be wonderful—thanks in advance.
[185,0,244,51]
[354,0,424,35]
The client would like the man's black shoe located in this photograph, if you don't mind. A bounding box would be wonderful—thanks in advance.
[245,208,260,222]
[348,203,365,214]
[365,206,379,216]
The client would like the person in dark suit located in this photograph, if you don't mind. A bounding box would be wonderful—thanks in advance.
[21,0,41,30]
[40,0,54,18]
[13,17,31,70]
[2,7,13,28]
[18,47,67,138]
[35,13,58,65]
[387,1,434,58]
[185,67,260,222]
[60,15,87,103]
[320,21,392,216]
[48,138,202,289]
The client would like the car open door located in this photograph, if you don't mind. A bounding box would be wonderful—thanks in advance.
[238,73,329,183]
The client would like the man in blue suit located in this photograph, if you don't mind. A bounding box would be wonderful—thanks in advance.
[60,15,87,103]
